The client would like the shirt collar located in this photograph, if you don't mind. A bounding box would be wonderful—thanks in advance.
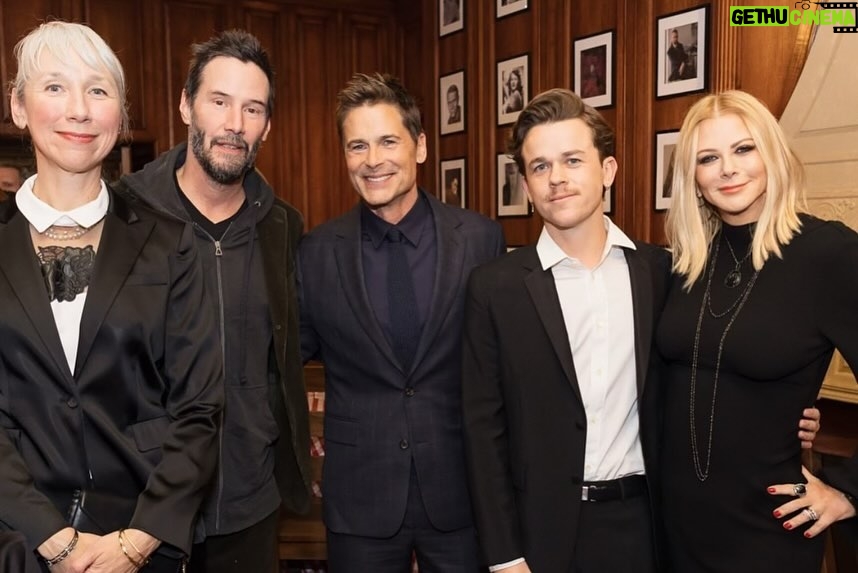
[16,174,109,233]
[536,215,636,270]
[360,190,431,248]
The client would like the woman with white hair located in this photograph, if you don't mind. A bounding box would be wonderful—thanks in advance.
[0,21,223,572]
[657,90,858,571]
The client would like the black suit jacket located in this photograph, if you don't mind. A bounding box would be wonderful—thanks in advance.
[0,189,223,553]
[462,241,670,571]
[298,190,504,537]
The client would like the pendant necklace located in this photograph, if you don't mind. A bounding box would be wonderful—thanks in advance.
[689,235,760,482]
[722,232,751,288]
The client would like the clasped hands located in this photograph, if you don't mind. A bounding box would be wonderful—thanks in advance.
[39,527,160,572]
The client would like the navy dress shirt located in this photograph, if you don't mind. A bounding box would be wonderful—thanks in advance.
[360,192,437,352]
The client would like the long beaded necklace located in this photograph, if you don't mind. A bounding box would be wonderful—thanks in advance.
[689,233,760,482]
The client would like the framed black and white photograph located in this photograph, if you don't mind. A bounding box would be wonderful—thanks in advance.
[440,158,466,208]
[574,30,614,109]
[497,154,528,217]
[497,0,528,19]
[440,0,464,37]
[439,70,465,135]
[654,130,679,211]
[497,54,529,126]
[656,5,708,98]
[603,185,613,215]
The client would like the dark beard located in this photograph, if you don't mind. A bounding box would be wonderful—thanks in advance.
[189,126,261,185]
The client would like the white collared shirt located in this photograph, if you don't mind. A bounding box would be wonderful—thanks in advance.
[16,175,109,373]
[536,216,645,482]
[490,218,647,572]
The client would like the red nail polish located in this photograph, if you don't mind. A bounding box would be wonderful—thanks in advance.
[773,510,782,518]
[767,487,776,493]
[784,523,793,530]
[804,532,812,538]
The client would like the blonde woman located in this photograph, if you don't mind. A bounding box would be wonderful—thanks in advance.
[657,90,858,571]
[0,22,222,572]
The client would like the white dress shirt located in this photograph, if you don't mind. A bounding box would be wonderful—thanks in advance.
[490,217,645,572]
[16,175,109,373]
[537,217,645,481]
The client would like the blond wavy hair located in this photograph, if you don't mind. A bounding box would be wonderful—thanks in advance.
[665,90,805,289]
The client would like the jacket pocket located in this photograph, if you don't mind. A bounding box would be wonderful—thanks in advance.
[130,416,170,452]
[124,273,168,286]
[324,415,358,447]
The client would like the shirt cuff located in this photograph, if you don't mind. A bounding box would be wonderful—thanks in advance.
[489,557,526,571]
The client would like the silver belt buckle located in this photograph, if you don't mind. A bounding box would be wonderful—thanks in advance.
[581,485,590,501]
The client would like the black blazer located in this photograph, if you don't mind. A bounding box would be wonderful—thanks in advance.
[298,190,504,537]
[462,241,670,571]
[0,189,223,554]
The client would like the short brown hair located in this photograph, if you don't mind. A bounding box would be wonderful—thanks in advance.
[507,88,614,173]
[336,73,423,143]
[185,29,275,117]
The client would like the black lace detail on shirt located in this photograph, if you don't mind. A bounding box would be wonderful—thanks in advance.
[37,245,95,302]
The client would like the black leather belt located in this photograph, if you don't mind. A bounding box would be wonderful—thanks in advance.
[581,474,647,502]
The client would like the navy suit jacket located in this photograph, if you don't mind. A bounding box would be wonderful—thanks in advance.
[298,190,504,537]
[462,241,671,571]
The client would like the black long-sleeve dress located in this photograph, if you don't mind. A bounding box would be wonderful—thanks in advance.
[656,215,858,572]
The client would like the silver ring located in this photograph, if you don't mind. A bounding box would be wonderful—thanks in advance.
[803,507,819,521]
[793,483,807,497]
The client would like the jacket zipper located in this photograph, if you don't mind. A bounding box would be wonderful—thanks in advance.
[200,222,231,533]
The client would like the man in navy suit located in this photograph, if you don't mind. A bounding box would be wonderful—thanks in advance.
[298,73,504,572]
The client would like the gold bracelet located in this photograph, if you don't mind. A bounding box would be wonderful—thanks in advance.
[118,529,150,569]
[122,529,147,561]
[45,529,79,568]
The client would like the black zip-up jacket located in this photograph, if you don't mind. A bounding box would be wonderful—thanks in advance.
[115,143,311,535]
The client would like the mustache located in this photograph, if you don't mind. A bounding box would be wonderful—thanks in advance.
[210,135,248,151]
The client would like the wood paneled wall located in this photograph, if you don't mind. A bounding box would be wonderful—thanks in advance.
[0,0,812,240]
[420,0,812,246]
[0,0,406,230]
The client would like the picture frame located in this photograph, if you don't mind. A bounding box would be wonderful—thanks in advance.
[497,54,529,126]
[497,154,529,217]
[497,0,528,19]
[439,70,465,135]
[440,158,466,208]
[573,30,614,109]
[656,5,708,98]
[602,185,613,215]
[439,0,464,37]
[654,130,680,212]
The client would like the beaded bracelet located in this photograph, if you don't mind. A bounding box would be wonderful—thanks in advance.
[45,529,79,568]
[118,529,151,569]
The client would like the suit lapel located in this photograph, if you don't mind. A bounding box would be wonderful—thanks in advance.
[522,247,584,404]
[333,207,401,369]
[409,196,465,374]
[74,193,153,377]
[625,247,654,395]
[0,210,74,382]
